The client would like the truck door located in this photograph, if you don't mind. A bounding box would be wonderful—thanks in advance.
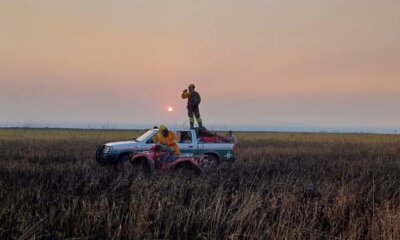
[177,131,197,156]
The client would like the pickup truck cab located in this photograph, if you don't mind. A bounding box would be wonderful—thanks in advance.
[96,128,237,164]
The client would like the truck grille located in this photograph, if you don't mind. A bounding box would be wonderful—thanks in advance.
[96,145,111,159]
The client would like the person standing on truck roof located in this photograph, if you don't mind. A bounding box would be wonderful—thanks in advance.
[181,84,203,129]
[153,125,180,156]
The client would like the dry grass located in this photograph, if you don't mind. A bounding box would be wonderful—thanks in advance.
[0,129,399,239]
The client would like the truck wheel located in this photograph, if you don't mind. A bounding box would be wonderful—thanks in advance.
[174,163,201,178]
[131,158,153,177]
[118,154,131,163]
[201,154,219,170]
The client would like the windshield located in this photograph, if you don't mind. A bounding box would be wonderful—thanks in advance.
[136,130,158,142]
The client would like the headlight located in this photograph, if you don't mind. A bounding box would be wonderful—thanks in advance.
[103,146,112,154]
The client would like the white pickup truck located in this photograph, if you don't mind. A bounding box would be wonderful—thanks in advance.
[96,128,237,164]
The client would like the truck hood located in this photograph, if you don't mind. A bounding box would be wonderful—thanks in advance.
[105,140,138,150]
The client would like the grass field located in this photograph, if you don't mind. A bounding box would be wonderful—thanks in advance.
[0,128,399,239]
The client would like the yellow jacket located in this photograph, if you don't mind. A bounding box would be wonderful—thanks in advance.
[153,131,180,155]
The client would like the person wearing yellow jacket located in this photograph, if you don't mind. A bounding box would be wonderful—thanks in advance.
[153,125,180,156]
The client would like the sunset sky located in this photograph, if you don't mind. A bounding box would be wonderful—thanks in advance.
[1,0,399,131]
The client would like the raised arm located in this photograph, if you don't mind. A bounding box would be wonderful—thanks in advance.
[181,91,190,99]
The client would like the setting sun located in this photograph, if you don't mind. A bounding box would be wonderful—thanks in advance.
[168,107,174,112]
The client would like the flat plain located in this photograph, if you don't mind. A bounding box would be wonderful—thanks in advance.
[0,128,399,239]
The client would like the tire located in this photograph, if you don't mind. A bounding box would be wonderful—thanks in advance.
[174,163,201,178]
[115,154,132,173]
[201,154,219,171]
[130,158,153,177]
[118,154,131,163]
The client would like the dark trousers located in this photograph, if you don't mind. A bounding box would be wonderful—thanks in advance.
[188,106,202,127]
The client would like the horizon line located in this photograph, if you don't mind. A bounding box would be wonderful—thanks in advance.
[0,125,398,135]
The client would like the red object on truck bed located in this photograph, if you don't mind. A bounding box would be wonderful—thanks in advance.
[197,127,231,143]
[199,136,220,143]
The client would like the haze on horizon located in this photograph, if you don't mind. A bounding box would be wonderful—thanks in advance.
[1,0,399,131]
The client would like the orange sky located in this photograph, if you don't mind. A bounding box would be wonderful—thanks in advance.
[1,0,399,131]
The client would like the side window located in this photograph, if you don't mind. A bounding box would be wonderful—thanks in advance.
[146,131,158,144]
[179,131,192,143]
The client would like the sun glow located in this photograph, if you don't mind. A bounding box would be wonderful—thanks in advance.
[168,107,173,112]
